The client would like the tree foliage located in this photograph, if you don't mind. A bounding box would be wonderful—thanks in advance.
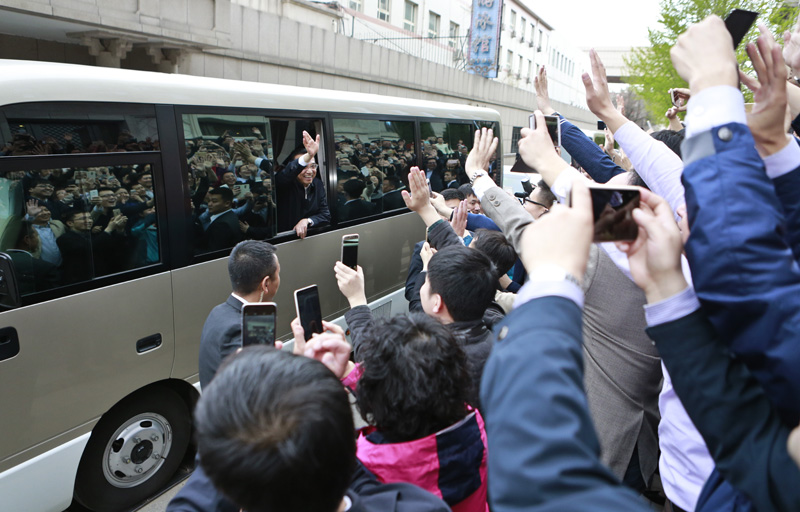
[624,0,799,120]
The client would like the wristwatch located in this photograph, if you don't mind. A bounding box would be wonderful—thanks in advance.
[470,170,488,186]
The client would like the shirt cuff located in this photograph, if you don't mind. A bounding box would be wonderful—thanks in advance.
[685,86,746,139]
[514,277,584,310]
[471,176,495,201]
[254,157,266,168]
[763,138,800,180]
[644,286,701,327]
[297,156,309,167]
[550,167,583,204]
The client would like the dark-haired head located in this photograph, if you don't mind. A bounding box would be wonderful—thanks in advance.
[356,313,470,441]
[441,188,465,204]
[228,240,278,297]
[423,245,496,322]
[471,229,517,277]
[650,129,685,158]
[195,347,355,512]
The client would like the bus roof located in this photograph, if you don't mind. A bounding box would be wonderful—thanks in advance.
[0,59,500,121]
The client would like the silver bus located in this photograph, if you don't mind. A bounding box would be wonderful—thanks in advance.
[0,60,501,512]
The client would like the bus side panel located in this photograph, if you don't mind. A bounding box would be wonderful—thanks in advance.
[0,273,175,471]
[170,213,424,381]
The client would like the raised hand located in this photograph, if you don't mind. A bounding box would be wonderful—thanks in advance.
[669,88,691,112]
[303,325,353,379]
[615,189,686,304]
[334,262,367,307]
[401,167,432,213]
[670,15,737,94]
[450,200,468,238]
[302,131,320,160]
[464,127,499,181]
[783,11,800,74]
[26,199,42,218]
[745,24,792,156]
[420,241,437,271]
[534,66,556,115]
[518,111,566,182]
[234,141,254,163]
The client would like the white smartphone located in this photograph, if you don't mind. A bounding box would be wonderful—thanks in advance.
[341,234,359,270]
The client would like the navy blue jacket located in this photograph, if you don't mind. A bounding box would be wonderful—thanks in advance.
[681,123,800,427]
[480,296,646,511]
[648,309,800,511]
[771,137,800,261]
[269,158,331,233]
[559,116,625,184]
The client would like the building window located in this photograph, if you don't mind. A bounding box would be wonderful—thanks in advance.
[349,0,362,11]
[527,59,533,79]
[449,21,459,47]
[518,55,523,75]
[428,12,440,38]
[530,23,535,45]
[506,50,513,71]
[520,17,526,40]
[403,1,417,32]
[377,0,391,22]
[510,10,517,35]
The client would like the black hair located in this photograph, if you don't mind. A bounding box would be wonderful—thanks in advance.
[457,184,475,198]
[228,240,278,295]
[29,178,52,190]
[195,348,355,512]
[65,208,89,223]
[14,220,36,249]
[650,129,685,158]
[441,188,465,202]
[356,313,470,441]
[209,186,234,203]
[384,175,401,189]
[628,170,650,190]
[97,186,114,194]
[536,180,557,207]
[343,178,365,199]
[471,229,517,277]
[427,245,497,322]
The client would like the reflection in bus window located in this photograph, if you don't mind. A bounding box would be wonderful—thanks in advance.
[0,164,160,295]
[0,103,159,156]
[183,115,329,252]
[332,118,415,220]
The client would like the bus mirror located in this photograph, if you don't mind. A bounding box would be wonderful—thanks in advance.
[0,252,21,309]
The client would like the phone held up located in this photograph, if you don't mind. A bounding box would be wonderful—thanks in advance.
[341,234,359,270]
[294,285,323,341]
[509,113,562,174]
[570,184,641,243]
[725,9,758,49]
[241,302,277,347]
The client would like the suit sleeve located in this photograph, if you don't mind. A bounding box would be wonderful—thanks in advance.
[405,243,424,302]
[479,187,533,250]
[427,219,461,250]
[480,297,645,511]
[647,310,800,512]
[275,158,303,186]
[309,184,331,227]
[682,122,800,425]
[771,144,800,261]
[559,116,625,184]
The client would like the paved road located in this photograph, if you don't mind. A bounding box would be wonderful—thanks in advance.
[137,480,185,512]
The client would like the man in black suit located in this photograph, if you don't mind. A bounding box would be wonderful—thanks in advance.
[200,187,241,252]
[341,179,377,221]
[424,157,445,193]
[380,175,406,211]
[197,240,280,389]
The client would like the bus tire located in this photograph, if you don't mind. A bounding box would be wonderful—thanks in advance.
[73,386,191,512]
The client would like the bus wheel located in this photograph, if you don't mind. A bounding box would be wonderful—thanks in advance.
[73,386,191,512]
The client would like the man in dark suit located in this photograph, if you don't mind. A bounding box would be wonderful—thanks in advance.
[170,348,450,512]
[341,179,377,221]
[198,240,280,389]
[424,157,444,192]
[380,175,406,211]
[200,187,241,252]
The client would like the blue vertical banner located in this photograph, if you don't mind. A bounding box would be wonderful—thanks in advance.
[468,0,502,78]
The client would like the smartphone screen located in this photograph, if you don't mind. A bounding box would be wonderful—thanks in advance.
[342,234,359,270]
[294,285,322,341]
[112,208,121,217]
[597,120,606,131]
[529,114,561,146]
[583,185,640,242]
[241,303,277,346]
[725,9,758,49]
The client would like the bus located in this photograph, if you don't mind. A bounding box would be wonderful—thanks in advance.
[0,59,502,512]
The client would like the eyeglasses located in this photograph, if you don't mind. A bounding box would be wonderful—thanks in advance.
[306,164,319,170]
[522,197,549,212]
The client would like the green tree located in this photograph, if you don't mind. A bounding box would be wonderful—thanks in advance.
[625,0,799,121]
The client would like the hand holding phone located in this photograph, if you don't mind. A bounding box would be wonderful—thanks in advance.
[529,113,561,147]
[341,234,359,270]
[241,302,277,346]
[579,184,640,242]
[294,285,323,341]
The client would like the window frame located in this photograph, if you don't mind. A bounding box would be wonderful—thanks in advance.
[377,0,391,22]
[403,0,417,33]
[427,11,440,38]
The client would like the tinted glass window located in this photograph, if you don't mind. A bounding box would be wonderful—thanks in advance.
[1,103,158,156]
[0,163,161,296]
[183,114,329,255]
[332,118,415,220]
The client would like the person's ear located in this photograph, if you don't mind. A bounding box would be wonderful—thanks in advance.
[261,275,271,295]
[431,293,443,314]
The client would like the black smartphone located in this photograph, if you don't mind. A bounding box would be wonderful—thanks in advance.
[529,113,561,147]
[341,234,359,270]
[294,285,323,341]
[572,184,640,242]
[241,302,277,346]
[597,120,606,131]
[725,9,758,49]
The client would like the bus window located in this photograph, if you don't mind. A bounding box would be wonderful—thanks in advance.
[0,103,159,156]
[419,122,474,192]
[182,114,328,254]
[332,118,415,220]
[0,164,160,296]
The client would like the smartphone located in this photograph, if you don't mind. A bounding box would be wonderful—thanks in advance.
[237,183,250,199]
[571,184,640,242]
[341,234,359,270]
[112,208,121,217]
[294,285,322,341]
[725,9,758,49]
[529,114,561,147]
[89,189,99,199]
[241,302,277,346]
[427,178,434,198]
[86,171,97,181]
[597,120,606,131]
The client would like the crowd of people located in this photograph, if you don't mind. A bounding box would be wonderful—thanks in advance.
[162,14,800,512]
